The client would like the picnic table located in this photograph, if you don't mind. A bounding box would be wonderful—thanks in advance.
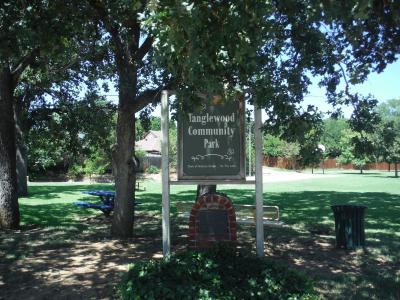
[74,190,140,216]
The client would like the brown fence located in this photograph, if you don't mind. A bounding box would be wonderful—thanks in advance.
[263,156,300,169]
[264,156,394,171]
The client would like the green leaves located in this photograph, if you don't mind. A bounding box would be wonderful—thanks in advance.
[148,1,270,101]
[373,99,400,166]
[27,91,115,176]
[118,248,316,300]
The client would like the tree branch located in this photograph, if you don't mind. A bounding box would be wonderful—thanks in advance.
[133,82,174,113]
[133,89,162,113]
[11,48,40,83]
[47,55,80,76]
[338,63,349,95]
[88,0,126,69]
[135,36,153,61]
[126,16,141,55]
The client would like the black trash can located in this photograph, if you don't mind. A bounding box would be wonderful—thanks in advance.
[331,204,367,249]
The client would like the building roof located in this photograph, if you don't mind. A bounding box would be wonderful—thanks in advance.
[135,130,162,153]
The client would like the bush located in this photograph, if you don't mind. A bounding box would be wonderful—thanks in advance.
[145,165,160,174]
[67,164,85,180]
[135,150,147,158]
[83,150,110,176]
[117,246,317,300]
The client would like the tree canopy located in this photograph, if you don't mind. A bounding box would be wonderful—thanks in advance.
[1,0,399,233]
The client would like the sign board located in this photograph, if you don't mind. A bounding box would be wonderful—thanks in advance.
[178,98,245,180]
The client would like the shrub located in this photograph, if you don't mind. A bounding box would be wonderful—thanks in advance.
[117,246,317,300]
[146,165,160,174]
[83,150,109,176]
[67,164,85,180]
[135,150,147,158]
[263,134,285,157]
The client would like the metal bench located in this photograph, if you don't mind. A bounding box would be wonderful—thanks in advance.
[234,204,284,227]
[175,202,284,226]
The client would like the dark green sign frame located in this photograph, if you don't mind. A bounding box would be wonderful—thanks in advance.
[178,98,245,180]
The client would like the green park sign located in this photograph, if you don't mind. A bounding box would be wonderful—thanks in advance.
[178,98,245,180]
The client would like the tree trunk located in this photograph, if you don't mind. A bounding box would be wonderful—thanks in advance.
[0,68,19,229]
[111,108,136,238]
[395,163,398,178]
[196,185,217,198]
[14,100,28,196]
[16,141,28,197]
[111,71,137,238]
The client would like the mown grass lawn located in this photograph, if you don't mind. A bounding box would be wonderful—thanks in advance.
[2,169,400,299]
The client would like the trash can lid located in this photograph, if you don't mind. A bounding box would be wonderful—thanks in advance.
[331,204,368,209]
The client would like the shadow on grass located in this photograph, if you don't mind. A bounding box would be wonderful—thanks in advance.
[27,183,113,200]
[18,184,400,255]
[338,171,400,179]
[134,188,400,299]
[20,202,98,228]
[4,183,399,299]
[367,175,400,179]
[339,171,386,175]
[138,189,400,228]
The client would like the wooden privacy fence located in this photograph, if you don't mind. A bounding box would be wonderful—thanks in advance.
[264,156,395,171]
[263,156,300,169]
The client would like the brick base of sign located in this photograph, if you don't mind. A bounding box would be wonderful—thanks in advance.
[188,193,237,249]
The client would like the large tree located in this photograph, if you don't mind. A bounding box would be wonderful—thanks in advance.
[13,56,88,196]
[321,118,349,158]
[0,1,59,228]
[0,1,88,228]
[80,0,170,237]
[375,99,400,175]
[27,91,115,176]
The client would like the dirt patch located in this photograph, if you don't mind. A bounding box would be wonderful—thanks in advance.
[0,215,162,300]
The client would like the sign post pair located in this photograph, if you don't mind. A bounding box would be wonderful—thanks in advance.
[161,91,264,257]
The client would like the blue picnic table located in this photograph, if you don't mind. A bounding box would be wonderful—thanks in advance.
[74,190,140,216]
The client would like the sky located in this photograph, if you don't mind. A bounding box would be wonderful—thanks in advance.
[302,60,400,118]
[103,59,399,120]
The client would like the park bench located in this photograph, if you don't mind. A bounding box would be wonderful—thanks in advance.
[74,190,140,216]
[234,204,284,227]
[175,202,284,227]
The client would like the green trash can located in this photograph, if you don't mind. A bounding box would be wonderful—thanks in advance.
[331,204,367,249]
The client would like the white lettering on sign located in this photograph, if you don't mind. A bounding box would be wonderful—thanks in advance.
[188,113,235,125]
[204,138,220,148]
[187,112,236,150]
[188,126,235,137]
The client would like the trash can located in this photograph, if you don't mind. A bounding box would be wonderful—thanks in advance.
[331,204,367,249]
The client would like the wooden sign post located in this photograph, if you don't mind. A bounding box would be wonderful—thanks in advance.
[254,106,264,256]
[161,90,170,257]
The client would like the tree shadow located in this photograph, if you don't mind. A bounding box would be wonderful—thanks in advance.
[0,212,163,300]
[3,183,399,299]
[367,175,399,179]
[133,188,400,299]
[20,202,99,227]
[26,183,114,200]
